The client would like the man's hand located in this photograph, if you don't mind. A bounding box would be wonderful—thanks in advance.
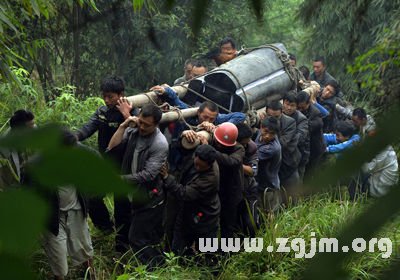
[258,111,267,121]
[182,130,197,143]
[197,133,209,145]
[198,121,216,133]
[160,162,169,179]
[150,85,166,95]
[120,116,139,129]
[116,97,133,119]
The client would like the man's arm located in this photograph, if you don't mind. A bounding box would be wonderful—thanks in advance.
[215,145,244,167]
[76,108,102,141]
[215,112,246,125]
[163,174,210,201]
[280,117,297,148]
[326,135,360,153]
[108,116,138,150]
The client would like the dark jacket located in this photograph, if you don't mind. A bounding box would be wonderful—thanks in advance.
[163,161,220,231]
[255,132,281,190]
[215,143,245,205]
[278,114,301,179]
[318,96,339,133]
[302,104,326,163]
[119,127,169,209]
[287,110,310,166]
[77,105,138,154]
[243,140,258,200]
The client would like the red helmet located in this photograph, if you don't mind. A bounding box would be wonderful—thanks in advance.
[214,122,238,147]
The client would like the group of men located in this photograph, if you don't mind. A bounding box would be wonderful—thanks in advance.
[1,38,398,279]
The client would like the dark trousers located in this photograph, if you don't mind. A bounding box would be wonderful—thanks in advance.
[88,195,132,252]
[114,196,132,252]
[238,199,258,238]
[348,173,370,201]
[220,198,240,238]
[129,203,165,268]
[163,194,181,251]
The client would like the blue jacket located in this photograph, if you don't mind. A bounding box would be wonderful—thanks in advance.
[324,133,360,153]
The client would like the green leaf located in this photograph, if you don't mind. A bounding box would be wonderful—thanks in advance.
[28,146,144,199]
[0,190,48,255]
[30,0,41,17]
[0,254,35,280]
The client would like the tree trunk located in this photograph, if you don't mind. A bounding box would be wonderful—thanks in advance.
[71,2,81,92]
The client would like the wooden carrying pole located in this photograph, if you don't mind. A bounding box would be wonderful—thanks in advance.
[126,84,188,108]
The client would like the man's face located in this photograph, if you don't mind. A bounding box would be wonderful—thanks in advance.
[321,85,336,100]
[283,100,297,116]
[26,119,36,129]
[184,63,193,80]
[313,61,325,77]
[189,66,207,79]
[138,114,157,136]
[260,127,276,144]
[198,107,218,124]
[335,131,348,143]
[103,92,122,108]
[351,115,366,128]
[297,101,310,113]
[194,156,210,172]
[289,59,296,67]
[219,43,237,64]
[266,108,282,119]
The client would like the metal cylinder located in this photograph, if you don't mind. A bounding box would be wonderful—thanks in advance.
[185,44,294,113]
[181,130,212,150]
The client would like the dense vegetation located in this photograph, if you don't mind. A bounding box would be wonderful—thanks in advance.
[0,0,399,279]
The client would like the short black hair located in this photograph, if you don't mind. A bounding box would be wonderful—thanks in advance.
[193,59,208,70]
[140,104,162,124]
[266,100,282,111]
[100,76,125,94]
[299,65,310,80]
[288,53,296,61]
[296,91,310,104]
[261,117,279,134]
[335,120,356,138]
[184,58,198,67]
[325,79,339,95]
[236,123,253,142]
[195,144,217,165]
[219,37,236,49]
[10,109,34,129]
[199,101,219,113]
[313,56,326,65]
[283,91,297,104]
[204,47,221,59]
[352,108,367,120]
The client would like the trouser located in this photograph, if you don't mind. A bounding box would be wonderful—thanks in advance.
[280,169,300,206]
[238,198,259,238]
[88,196,113,232]
[348,173,370,201]
[163,194,181,251]
[129,203,165,269]
[220,198,240,238]
[42,210,93,278]
[258,187,282,213]
[114,195,132,253]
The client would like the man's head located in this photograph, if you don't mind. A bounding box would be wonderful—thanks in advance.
[335,120,356,143]
[194,144,217,172]
[321,80,339,100]
[198,101,219,124]
[351,108,368,128]
[138,104,162,136]
[299,65,310,81]
[183,58,197,80]
[61,127,78,147]
[100,76,125,108]
[260,117,279,144]
[265,100,283,119]
[283,91,298,116]
[296,91,311,113]
[218,37,237,64]
[213,122,238,150]
[312,56,327,77]
[10,110,35,130]
[236,122,253,148]
[189,60,208,79]
[289,53,296,67]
